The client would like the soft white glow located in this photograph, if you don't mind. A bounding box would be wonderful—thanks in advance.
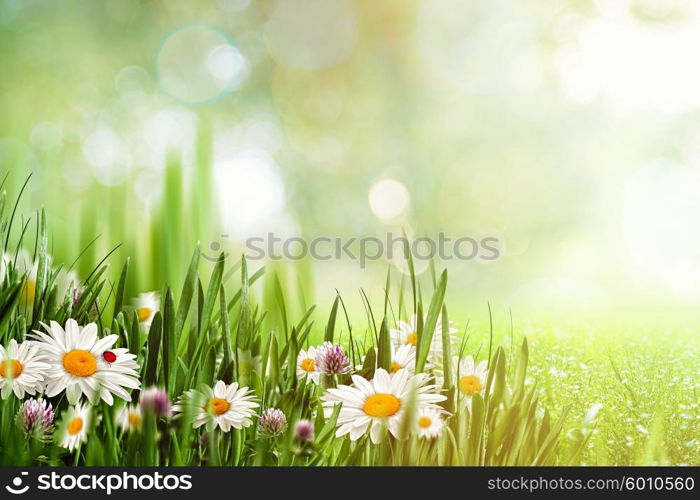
[206,44,246,82]
[143,108,197,168]
[83,128,121,168]
[623,160,700,299]
[215,149,286,237]
[82,128,130,186]
[507,278,610,316]
[368,179,411,221]
[215,114,284,156]
[556,5,700,110]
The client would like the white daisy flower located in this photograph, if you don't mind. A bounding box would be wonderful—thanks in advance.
[134,292,159,330]
[173,380,259,432]
[59,403,91,451]
[390,314,457,360]
[30,319,141,405]
[357,344,416,375]
[390,344,416,374]
[0,339,49,399]
[322,368,446,444]
[296,346,320,384]
[415,407,445,439]
[116,404,142,432]
[454,355,488,407]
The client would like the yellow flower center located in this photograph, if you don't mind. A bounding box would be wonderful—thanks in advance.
[418,416,432,429]
[22,279,36,306]
[208,397,230,416]
[363,393,401,418]
[67,417,83,435]
[390,362,402,373]
[0,359,23,378]
[63,350,97,377]
[128,412,142,427]
[137,307,152,322]
[300,358,315,372]
[459,375,483,396]
[406,332,417,346]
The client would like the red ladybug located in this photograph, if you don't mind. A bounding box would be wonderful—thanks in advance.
[103,351,117,363]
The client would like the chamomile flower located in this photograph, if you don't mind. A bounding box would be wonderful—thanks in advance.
[30,319,141,405]
[173,380,259,432]
[390,314,457,360]
[296,346,320,384]
[454,355,488,407]
[0,339,49,399]
[415,407,445,439]
[59,403,91,451]
[390,344,416,374]
[357,344,416,374]
[134,292,159,330]
[322,368,446,444]
[116,404,142,432]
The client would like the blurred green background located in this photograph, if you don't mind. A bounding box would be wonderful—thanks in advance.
[2,0,700,325]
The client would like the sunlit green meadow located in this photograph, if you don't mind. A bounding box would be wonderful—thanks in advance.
[0,175,697,467]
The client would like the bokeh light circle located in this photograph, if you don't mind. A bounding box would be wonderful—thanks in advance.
[155,24,247,105]
[368,179,410,221]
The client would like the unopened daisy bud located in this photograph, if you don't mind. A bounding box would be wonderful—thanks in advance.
[259,408,288,437]
[314,342,351,375]
[294,419,314,442]
[140,387,171,417]
[17,398,55,442]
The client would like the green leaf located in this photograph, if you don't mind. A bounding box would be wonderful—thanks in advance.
[415,269,447,372]
[144,311,162,387]
[112,257,129,320]
[513,337,529,396]
[162,288,176,393]
[377,317,391,372]
[176,245,200,336]
[198,254,224,334]
[237,256,253,351]
[219,283,233,381]
[324,296,341,344]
